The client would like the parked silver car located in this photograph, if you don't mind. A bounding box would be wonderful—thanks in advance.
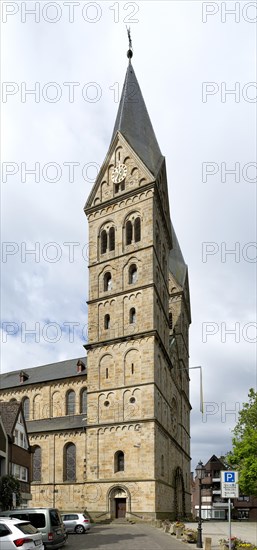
[0,517,44,550]
[0,508,67,549]
[61,513,91,534]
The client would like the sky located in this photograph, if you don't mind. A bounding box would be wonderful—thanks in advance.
[1,0,257,471]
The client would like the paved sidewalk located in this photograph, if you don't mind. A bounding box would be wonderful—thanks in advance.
[183,522,257,549]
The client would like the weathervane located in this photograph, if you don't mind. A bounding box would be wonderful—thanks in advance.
[126,26,133,60]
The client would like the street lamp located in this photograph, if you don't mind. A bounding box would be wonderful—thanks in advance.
[195,460,205,549]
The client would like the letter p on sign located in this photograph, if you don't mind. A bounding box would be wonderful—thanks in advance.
[225,472,235,482]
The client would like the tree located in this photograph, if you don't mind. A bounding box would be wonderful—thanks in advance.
[228,388,257,496]
[0,474,21,510]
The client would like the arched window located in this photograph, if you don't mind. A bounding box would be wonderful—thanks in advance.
[161,454,164,476]
[129,264,137,284]
[109,227,115,251]
[134,217,141,242]
[32,446,41,482]
[80,389,87,414]
[114,451,124,472]
[22,397,30,420]
[126,220,133,245]
[104,314,110,330]
[100,226,115,255]
[63,443,76,481]
[101,230,107,254]
[129,308,136,324]
[104,272,112,291]
[66,390,75,415]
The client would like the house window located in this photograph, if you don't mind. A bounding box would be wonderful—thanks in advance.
[106,368,109,379]
[131,363,134,374]
[114,451,124,472]
[66,390,75,415]
[129,264,138,284]
[80,389,87,414]
[104,314,110,330]
[64,443,76,482]
[22,397,30,421]
[104,272,112,291]
[33,446,42,482]
[129,308,136,324]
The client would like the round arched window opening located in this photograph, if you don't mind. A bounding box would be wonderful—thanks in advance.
[104,400,110,407]
[129,397,136,404]
[129,264,138,284]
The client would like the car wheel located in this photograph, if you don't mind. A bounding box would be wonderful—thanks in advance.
[75,525,85,534]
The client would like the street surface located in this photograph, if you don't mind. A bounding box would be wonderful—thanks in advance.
[64,521,257,550]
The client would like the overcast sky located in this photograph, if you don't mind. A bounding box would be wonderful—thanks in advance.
[1,1,256,470]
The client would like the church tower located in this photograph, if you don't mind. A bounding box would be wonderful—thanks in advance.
[84,45,191,520]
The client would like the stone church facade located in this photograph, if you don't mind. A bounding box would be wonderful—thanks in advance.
[0,52,191,519]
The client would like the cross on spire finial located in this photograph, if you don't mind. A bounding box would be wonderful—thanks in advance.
[126,26,133,61]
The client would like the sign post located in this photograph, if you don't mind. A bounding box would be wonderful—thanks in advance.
[221,471,239,550]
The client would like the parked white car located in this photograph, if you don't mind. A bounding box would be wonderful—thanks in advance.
[61,513,91,534]
[0,517,44,550]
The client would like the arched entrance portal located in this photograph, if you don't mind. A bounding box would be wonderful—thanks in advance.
[107,486,131,519]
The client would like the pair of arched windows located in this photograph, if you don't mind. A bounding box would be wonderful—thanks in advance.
[66,389,87,415]
[101,227,115,254]
[125,217,141,245]
[104,309,136,329]
[32,443,76,482]
[103,265,138,292]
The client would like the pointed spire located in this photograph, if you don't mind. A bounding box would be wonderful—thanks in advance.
[110,52,163,177]
[126,26,133,61]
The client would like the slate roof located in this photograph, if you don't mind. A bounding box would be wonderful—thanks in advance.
[111,61,164,177]
[169,223,188,289]
[0,357,87,390]
[27,415,86,434]
[0,401,21,437]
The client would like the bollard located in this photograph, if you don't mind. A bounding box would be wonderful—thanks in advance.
[204,536,212,550]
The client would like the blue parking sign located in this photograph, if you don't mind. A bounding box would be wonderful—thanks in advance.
[225,472,235,482]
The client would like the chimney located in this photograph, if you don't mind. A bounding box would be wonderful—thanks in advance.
[19,371,29,383]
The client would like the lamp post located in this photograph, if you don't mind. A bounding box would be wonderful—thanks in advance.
[195,460,205,549]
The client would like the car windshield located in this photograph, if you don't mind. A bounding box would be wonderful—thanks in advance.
[16,522,38,535]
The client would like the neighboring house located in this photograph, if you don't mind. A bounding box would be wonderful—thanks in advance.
[192,455,257,521]
[0,415,8,476]
[0,401,32,507]
[0,49,192,519]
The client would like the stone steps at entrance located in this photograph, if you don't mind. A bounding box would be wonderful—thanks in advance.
[111,518,130,524]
